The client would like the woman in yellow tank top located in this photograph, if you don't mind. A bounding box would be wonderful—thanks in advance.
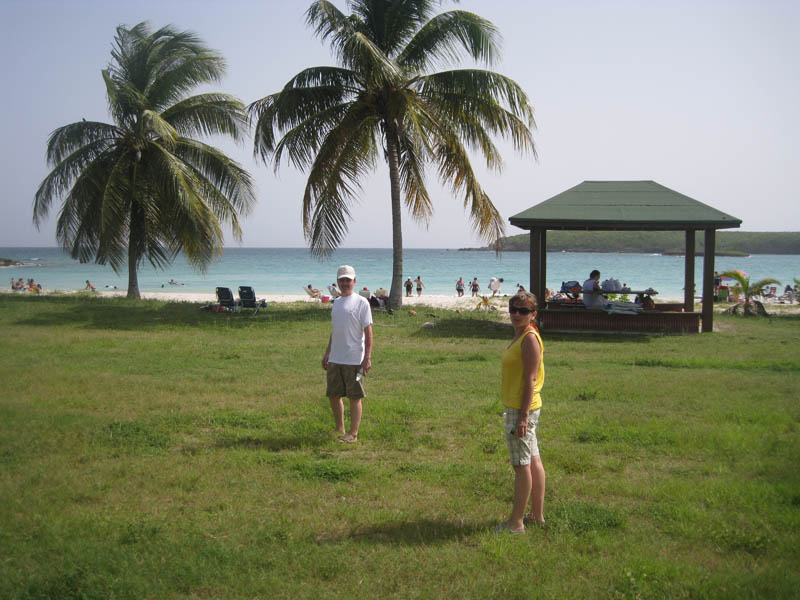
[496,291,546,533]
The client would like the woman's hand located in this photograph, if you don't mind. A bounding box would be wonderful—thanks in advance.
[515,417,528,438]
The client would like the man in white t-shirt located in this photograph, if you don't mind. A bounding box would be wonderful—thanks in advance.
[322,265,373,443]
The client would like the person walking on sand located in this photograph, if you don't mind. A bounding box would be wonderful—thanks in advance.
[496,290,546,533]
[414,275,425,296]
[322,265,373,443]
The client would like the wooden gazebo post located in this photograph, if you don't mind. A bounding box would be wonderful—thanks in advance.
[684,230,695,312]
[702,229,716,333]
[529,227,547,305]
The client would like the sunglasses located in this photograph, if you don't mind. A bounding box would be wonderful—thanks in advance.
[508,305,533,315]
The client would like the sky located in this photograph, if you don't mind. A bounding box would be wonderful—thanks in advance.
[1,0,798,249]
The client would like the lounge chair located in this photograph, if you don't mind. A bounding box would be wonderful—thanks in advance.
[303,286,321,301]
[238,286,263,314]
[327,284,341,299]
[216,287,238,311]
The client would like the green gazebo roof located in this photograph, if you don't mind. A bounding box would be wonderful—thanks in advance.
[509,180,742,231]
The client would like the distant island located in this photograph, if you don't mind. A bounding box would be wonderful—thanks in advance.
[462,231,800,255]
[0,257,23,267]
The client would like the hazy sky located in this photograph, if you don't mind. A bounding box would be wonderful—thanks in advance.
[2,0,798,249]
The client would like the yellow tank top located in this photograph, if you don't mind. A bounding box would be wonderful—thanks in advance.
[500,326,544,410]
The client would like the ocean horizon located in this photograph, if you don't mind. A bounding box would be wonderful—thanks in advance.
[2,247,797,300]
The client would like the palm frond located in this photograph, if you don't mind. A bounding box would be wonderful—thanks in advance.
[271,102,356,171]
[44,121,121,166]
[147,54,227,110]
[306,1,401,84]
[395,116,433,225]
[249,76,357,163]
[418,69,536,154]
[302,108,380,256]
[162,93,248,141]
[173,138,256,218]
[35,139,120,227]
[750,278,782,293]
[434,135,505,244]
[349,0,436,56]
[56,154,129,270]
[141,110,178,148]
[399,10,501,70]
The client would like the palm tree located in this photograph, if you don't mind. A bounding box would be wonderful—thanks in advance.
[34,23,255,299]
[249,0,536,308]
[720,270,780,316]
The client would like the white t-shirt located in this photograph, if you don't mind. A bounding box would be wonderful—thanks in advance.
[488,277,500,292]
[330,293,373,365]
[582,278,604,309]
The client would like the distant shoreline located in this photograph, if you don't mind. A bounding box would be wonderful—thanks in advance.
[458,249,752,257]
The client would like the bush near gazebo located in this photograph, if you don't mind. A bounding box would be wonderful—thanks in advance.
[721,270,780,316]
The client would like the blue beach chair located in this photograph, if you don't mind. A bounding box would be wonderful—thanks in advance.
[238,286,264,314]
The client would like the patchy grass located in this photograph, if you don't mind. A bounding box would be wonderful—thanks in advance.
[1,294,799,598]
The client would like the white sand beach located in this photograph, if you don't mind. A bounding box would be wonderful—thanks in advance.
[101,290,507,310]
[2,288,689,310]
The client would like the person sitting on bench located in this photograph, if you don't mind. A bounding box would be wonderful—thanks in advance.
[582,270,606,310]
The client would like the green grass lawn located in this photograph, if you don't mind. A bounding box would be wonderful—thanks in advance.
[1,294,799,599]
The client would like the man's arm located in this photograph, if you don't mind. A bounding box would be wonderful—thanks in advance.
[515,332,541,438]
[322,334,332,370]
[361,325,373,374]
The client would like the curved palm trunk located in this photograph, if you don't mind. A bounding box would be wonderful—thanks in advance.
[386,127,404,309]
[126,203,143,300]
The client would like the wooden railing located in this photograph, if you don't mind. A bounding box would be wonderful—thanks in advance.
[540,308,700,334]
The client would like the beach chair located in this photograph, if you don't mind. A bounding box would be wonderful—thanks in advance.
[327,284,341,299]
[215,287,238,311]
[238,286,263,314]
[303,286,321,301]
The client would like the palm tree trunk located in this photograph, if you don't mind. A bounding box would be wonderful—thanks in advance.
[126,203,142,300]
[127,248,140,299]
[386,126,404,309]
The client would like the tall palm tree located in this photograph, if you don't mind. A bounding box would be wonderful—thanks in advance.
[249,0,536,308]
[720,270,780,316]
[34,23,255,299]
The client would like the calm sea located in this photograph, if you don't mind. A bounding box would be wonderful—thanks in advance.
[1,247,797,299]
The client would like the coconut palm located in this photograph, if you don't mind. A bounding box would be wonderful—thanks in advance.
[34,23,255,299]
[720,270,780,316]
[249,0,536,308]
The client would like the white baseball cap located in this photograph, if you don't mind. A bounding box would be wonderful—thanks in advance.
[337,265,356,280]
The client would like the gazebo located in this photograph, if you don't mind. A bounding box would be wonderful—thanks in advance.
[509,181,742,333]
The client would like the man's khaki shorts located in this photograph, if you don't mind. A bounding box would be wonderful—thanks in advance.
[326,363,366,399]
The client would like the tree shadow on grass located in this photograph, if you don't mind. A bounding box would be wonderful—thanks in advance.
[4,294,330,331]
[320,518,494,546]
[213,433,326,452]
[543,331,653,344]
[412,317,512,340]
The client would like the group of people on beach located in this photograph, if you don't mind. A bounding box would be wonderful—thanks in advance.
[10,278,43,293]
[455,276,513,297]
[322,264,546,533]
[312,275,524,300]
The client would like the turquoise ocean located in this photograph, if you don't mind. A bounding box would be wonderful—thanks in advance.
[2,247,798,299]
